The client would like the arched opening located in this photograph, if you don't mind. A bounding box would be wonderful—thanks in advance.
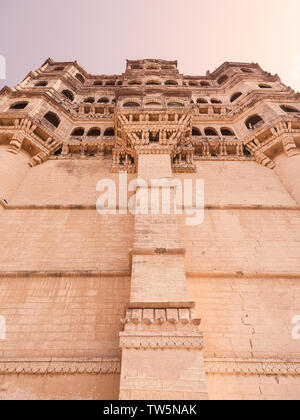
[123,102,140,107]
[87,128,101,137]
[71,128,85,136]
[146,80,161,86]
[83,97,95,104]
[280,105,300,113]
[131,64,143,70]
[221,127,235,136]
[104,128,115,136]
[105,81,115,86]
[245,115,264,130]
[259,84,272,89]
[217,75,228,85]
[189,81,198,87]
[192,127,201,136]
[204,128,218,136]
[128,81,142,86]
[10,102,28,110]
[75,73,85,84]
[200,81,210,87]
[98,97,109,104]
[149,132,159,142]
[230,92,243,103]
[35,81,48,87]
[211,98,222,104]
[197,98,208,104]
[147,65,159,70]
[165,80,178,86]
[167,102,184,107]
[44,112,60,128]
[241,68,253,73]
[93,81,103,86]
[111,99,116,104]
[62,90,74,102]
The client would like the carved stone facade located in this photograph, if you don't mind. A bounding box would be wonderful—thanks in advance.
[0,59,300,400]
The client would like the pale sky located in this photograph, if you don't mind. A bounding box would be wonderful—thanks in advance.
[1,0,300,91]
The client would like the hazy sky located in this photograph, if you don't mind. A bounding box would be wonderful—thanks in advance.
[1,0,300,90]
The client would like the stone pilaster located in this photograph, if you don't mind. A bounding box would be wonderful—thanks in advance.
[119,153,208,400]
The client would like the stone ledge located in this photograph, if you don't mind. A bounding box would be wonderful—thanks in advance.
[120,332,204,350]
[205,359,300,376]
[0,270,130,278]
[0,358,120,374]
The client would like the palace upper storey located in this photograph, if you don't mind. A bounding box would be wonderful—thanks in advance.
[0,58,299,172]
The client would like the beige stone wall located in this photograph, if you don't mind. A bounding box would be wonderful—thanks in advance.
[0,275,130,359]
[0,373,120,400]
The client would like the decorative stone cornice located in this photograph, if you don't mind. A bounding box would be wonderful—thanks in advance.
[205,359,300,376]
[0,358,120,375]
[120,332,204,350]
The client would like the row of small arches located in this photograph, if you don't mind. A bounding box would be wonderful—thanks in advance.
[60,90,115,104]
[71,127,115,137]
[192,127,235,137]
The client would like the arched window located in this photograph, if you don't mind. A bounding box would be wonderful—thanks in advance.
[44,112,60,128]
[241,68,252,73]
[94,81,103,86]
[104,128,115,136]
[111,99,116,104]
[259,84,272,89]
[168,102,184,107]
[71,128,85,136]
[146,80,161,86]
[98,97,109,104]
[123,102,140,107]
[192,127,201,136]
[10,102,28,110]
[245,115,264,130]
[83,97,95,104]
[131,64,143,70]
[200,81,210,87]
[230,92,243,103]
[165,80,178,86]
[197,98,208,104]
[75,73,85,84]
[61,90,74,102]
[280,105,300,113]
[189,81,198,87]
[128,80,142,85]
[204,128,218,136]
[221,127,235,136]
[87,128,101,137]
[217,75,228,85]
[211,98,222,104]
[35,81,48,87]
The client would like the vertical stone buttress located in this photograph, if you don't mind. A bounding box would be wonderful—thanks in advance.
[119,154,208,400]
